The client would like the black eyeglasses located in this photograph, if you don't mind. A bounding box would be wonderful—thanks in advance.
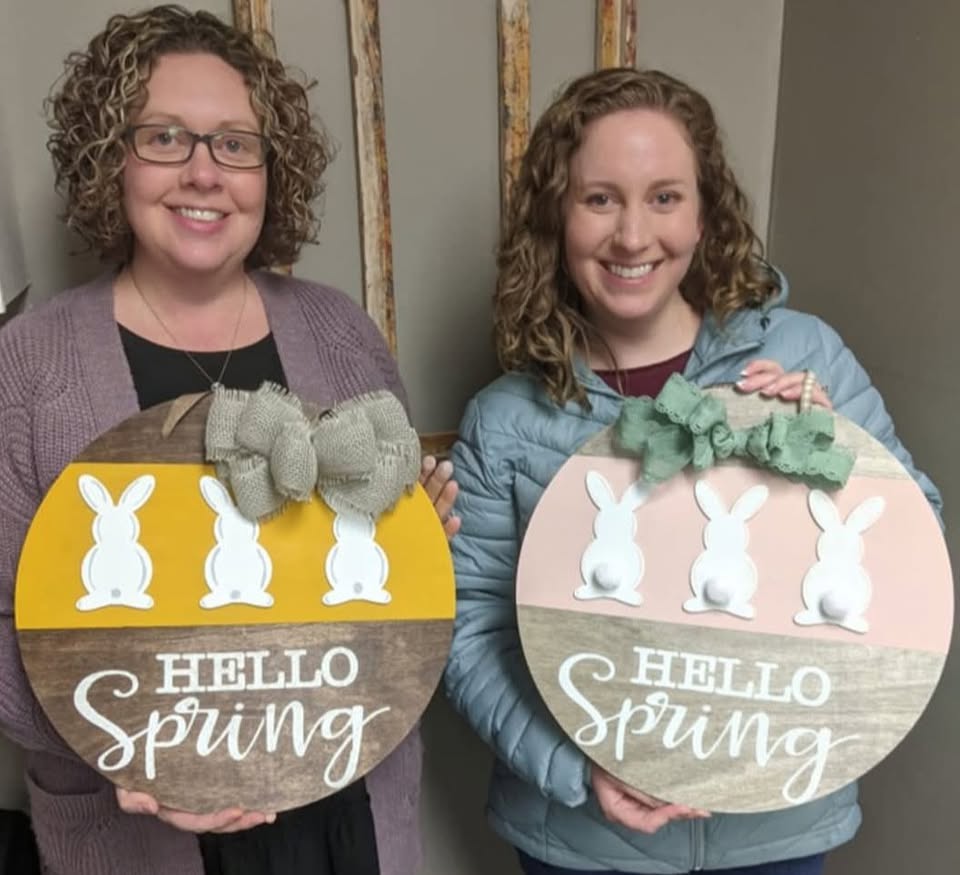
[125,124,269,169]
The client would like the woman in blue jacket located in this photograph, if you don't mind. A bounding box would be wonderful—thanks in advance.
[445,68,941,875]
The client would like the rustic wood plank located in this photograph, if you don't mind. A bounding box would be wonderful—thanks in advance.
[622,0,637,67]
[419,431,457,459]
[519,607,946,812]
[21,621,451,812]
[498,0,531,225]
[232,0,276,55]
[76,398,207,463]
[595,0,623,68]
[596,0,637,69]
[346,0,397,355]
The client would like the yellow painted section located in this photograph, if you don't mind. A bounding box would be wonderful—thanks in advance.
[17,463,454,630]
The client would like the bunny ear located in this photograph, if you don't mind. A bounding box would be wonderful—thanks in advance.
[585,471,616,510]
[694,480,726,520]
[78,475,113,512]
[199,476,233,513]
[621,479,652,510]
[732,484,769,521]
[119,475,155,511]
[808,489,841,531]
[845,496,886,533]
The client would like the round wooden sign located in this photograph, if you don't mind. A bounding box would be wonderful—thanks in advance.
[516,388,952,813]
[16,398,454,813]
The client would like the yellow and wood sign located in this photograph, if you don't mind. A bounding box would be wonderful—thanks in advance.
[517,388,952,813]
[16,398,454,813]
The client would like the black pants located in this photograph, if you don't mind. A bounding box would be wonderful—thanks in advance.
[0,809,40,875]
[199,779,379,875]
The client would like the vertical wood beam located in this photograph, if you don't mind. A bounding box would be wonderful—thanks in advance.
[346,0,397,355]
[622,0,638,68]
[596,0,637,69]
[232,0,276,55]
[498,0,531,227]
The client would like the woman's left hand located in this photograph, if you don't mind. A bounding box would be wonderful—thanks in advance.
[736,359,832,409]
[420,456,461,539]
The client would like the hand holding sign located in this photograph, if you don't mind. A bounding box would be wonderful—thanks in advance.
[590,765,709,834]
[115,787,276,833]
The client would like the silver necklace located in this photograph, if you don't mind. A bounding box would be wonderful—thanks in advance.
[129,270,249,390]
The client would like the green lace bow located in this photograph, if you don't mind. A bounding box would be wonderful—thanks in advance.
[615,373,855,488]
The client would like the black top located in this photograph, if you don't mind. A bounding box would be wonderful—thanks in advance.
[118,324,380,875]
[119,325,288,408]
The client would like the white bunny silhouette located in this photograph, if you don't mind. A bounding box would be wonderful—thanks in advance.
[199,476,274,609]
[575,470,651,606]
[323,511,391,606]
[684,480,769,619]
[77,474,156,611]
[794,489,885,634]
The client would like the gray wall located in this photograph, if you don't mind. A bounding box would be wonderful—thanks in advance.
[770,1,959,871]
[0,0,785,871]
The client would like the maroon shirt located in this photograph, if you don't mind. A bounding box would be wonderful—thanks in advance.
[594,348,693,398]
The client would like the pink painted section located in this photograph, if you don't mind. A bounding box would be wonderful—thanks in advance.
[517,458,953,654]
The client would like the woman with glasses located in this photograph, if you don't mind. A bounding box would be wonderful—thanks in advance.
[0,5,455,874]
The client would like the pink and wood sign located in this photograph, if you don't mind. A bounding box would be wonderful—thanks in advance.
[16,398,454,813]
[516,387,952,813]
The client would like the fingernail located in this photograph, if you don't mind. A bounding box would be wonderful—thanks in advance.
[735,379,748,390]
[438,460,453,476]
[740,368,751,377]
[265,813,277,824]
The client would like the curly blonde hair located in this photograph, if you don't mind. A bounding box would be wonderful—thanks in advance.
[46,3,330,268]
[496,67,779,407]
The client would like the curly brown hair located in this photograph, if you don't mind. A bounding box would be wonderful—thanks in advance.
[46,3,330,268]
[496,67,779,407]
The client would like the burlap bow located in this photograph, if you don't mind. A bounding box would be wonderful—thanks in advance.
[615,373,855,488]
[205,383,421,521]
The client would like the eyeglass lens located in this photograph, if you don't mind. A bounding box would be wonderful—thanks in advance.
[130,125,266,167]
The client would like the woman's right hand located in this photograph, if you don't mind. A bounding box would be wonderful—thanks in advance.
[116,787,276,833]
[590,765,709,834]
[420,455,461,538]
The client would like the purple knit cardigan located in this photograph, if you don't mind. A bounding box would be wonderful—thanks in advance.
[0,271,423,875]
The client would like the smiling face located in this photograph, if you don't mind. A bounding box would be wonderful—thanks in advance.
[122,52,267,281]
[563,108,703,359]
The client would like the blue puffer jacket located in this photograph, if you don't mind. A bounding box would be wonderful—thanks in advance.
[445,282,942,873]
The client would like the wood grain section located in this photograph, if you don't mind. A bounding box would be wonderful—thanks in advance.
[498,0,531,225]
[22,620,451,813]
[595,0,637,69]
[346,0,397,355]
[232,0,276,55]
[519,606,946,813]
[419,431,457,459]
[622,0,637,67]
[75,396,456,463]
[76,397,209,464]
